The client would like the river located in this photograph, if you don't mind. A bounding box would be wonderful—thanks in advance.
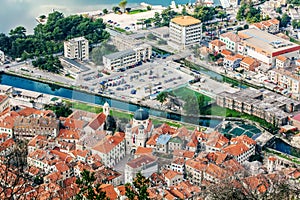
[1,0,191,34]
[0,73,222,127]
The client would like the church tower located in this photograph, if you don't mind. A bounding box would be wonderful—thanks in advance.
[103,102,110,116]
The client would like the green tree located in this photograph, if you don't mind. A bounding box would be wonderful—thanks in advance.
[276,7,282,14]
[147,5,152,11]
[182,6,188,15]
[125,172,150,200]
[153,12,162,27]
[44,102,73,118]
[103,9,108,14]
[91,41,118,65]
[280,13,291,27]
[112,6,120,13]
[119,0,128,13]
[76,169,108,200]
[156,92,168,105]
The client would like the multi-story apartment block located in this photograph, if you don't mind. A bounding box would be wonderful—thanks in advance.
[169,16,202,49]
[269,68,300,94]
[238,29,300,66]
[103,44,151,71]
[216,88,300,125]
[250,19,280,34]
[92,132,125,167]
[276,55,289,68]
[13,115,59,139]
[220,32,241,53]
[64,37,89,61]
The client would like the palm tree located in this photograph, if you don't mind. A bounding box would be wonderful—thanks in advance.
[119,0,128,13]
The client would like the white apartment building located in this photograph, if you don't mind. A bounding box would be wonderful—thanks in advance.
[238,29,300,66]
[269,68,300,94]
[220,32,241,53]
[92,134,125,167]
[169,16,202,49]
[103,44,152,71]
[64,37,89,61]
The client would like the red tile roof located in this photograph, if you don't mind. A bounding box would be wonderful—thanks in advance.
[88,112,106,131]
[92,134,124,154]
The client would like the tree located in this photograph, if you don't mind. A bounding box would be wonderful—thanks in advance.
[91,41,118,65]
[280,13,291,27]
[76,169,107,200]
[119,0,128,13]
[156,92,168,105]
[125,172,150,200]
[103,9,108,14]
[153,12,162,27]
[44,103,73,118]
[276,7,282,14]
[147,5,152,11]
[182,6,188,15]
[112,6,120,13]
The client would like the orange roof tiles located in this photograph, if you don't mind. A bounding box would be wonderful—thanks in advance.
[171,16,201,26]
[17,107,42,117]
[99,184,118,200]
[223,143,249,157]
[210,39,225,47]
[55,161,70,172]
[241,56,256,66]
[146,133,159,146]
[126,154,157,169]
[28,135,47,147]
[88,112,106,131]
[92,134,124,154]
[0,138,15,151]
[135,146,153,155]
[276,55,288,62]
[220,32,241,42]
[164,170,182,180]
[221,49,233,56]
[231,135,256,146]
[58,129,80,140]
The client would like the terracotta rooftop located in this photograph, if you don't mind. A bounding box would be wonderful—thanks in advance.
[220,32,241,42]
[92,133,124,154]
[88,112,106,131]
[171,16,201,26]
[223,143,249,157]
[126,154,157,169]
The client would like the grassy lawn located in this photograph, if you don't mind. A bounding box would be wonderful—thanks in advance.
[129,9,147,14]
[64,100,103,113]
[110,110,133,120]
[151,118,182,128]
[171,87,212,103]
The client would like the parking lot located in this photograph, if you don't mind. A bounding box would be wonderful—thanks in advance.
[95,60,194,101]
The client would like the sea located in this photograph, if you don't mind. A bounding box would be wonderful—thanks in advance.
[0,0,192,34]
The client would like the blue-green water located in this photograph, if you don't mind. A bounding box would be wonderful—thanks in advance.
[0,0,191,34]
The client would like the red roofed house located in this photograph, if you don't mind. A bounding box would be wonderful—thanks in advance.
[209,39,226,53]
[0,138,15,157]
[92,132,125,167]
[85,112,106,133]
[222,142,253,164]
[250,18,280,34]
[276,55,289,68]
[223,55,243,70]
[220,32,241,52]
[99,184,118,200]
[57,129,80,143]
[134,146,153,158]
[240,56,260,71]
[203,131,229,153]
[163,169,183,187]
